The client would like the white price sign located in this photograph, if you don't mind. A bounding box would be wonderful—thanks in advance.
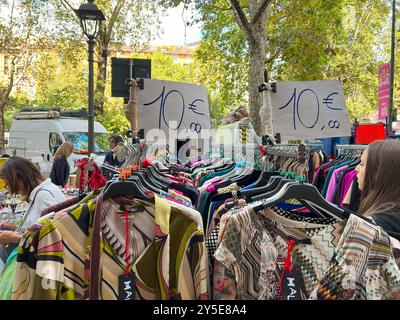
[270,80,351,139]
[137,79,211,138]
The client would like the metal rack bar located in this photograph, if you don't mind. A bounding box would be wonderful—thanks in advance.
[265,144,308,163]
[336,144,368,150]
[335,144,367,156]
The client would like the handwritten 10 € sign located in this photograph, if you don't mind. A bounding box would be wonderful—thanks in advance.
[137,79,211,138]
[270,80,351,139]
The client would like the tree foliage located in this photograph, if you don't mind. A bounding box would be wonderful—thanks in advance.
[43,0,170,115]
[172,0,395,127]
[0,0,48,151]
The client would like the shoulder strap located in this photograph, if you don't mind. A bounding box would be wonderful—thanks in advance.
[19,187,57,229]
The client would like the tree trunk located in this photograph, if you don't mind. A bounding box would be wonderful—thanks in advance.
[95,31,109,116]
[0,101,5,154]
[248,39,265,136]
[247,1,268,136]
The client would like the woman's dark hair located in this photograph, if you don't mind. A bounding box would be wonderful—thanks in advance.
[358,140,400,216]
[0,156,45,199]
[108,135,123,144]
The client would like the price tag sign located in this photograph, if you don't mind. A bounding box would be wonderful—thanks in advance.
[270,80,351,139]
[137,79,211,138]
[137,79,211,158]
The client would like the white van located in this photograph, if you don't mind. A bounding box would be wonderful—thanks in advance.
[7,109,109,177]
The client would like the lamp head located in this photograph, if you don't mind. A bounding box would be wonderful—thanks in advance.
[74,0,105,40]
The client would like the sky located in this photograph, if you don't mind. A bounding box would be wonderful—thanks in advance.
[151,3,202,46]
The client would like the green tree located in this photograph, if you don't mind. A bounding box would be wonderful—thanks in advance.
[0,0,47,152]
[168,0,273,134]
[269,0,391,121]
[48,0,172,117]
[33,40,88,110]
[172,0,393,130]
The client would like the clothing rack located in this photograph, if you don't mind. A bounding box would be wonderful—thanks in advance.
[336,144,367,156]
[304,143,324,151]
[265,144,308,164]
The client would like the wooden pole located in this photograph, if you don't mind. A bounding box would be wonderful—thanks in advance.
[125,79,138,139]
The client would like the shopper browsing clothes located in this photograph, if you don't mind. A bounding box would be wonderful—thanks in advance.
[102,135,125,180]
[50,141,74,187]
[0,157,65,261]
[355,140,400,241]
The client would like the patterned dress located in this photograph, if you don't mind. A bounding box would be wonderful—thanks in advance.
[213,207,400,300]
[12,195,208,300]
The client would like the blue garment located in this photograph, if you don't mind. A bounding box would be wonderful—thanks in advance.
[277,202,304,210]
[206,200,226,234]
[102,150,124,180]
[241,184,257,190]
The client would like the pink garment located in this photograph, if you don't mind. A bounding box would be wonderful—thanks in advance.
[199,176,223,192]
[312,167,322,185]
[199,180,227,199]
[163,196,185,206]
[165,175,194,187]
[291,208,312,214]
[172,189,184,195]
[166,176,181,184]
[325,165,349,202]
[191,159,212,169]
[339,170,357,206]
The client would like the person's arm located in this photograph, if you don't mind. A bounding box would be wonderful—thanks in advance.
[102,151,113,179]
[0,221,17,231]
[52,158,65,186]
[104,151,112,164]
[0,231,21,244]
[62,157,70,187]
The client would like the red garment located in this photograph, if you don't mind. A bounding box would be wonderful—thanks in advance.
[76,157,106,191]
[141,158,152,168]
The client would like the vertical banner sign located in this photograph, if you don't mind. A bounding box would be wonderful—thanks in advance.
[378,63,391,120]
[137,79,211,155]
[269,80,351,139]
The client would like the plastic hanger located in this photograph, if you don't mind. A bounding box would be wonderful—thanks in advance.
[252,182,346,220]
[129,171,165,194]
[247,176,292,202]
[251,170,280,188]
[102,177,154,203]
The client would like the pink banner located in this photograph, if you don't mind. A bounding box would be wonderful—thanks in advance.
[378,63,391,120]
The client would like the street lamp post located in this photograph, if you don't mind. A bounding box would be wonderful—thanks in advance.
[74,0,105,155]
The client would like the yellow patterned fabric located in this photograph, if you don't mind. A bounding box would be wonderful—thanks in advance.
[12,196,208,300]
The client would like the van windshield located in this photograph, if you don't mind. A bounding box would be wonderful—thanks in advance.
[63,132,109,154]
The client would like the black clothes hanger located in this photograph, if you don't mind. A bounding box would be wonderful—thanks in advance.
[231,169,262,187]
[129,171,165,194]
[213,179,234,190]
[139,168,168,189]
[252,183,347,220]
[213,162,236,172]
[248,179,328,219]
[251,170,280,188]
[246,177,293,202]
[239,175,283,199]
[102,177,154,203]
[146,166,172,185]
